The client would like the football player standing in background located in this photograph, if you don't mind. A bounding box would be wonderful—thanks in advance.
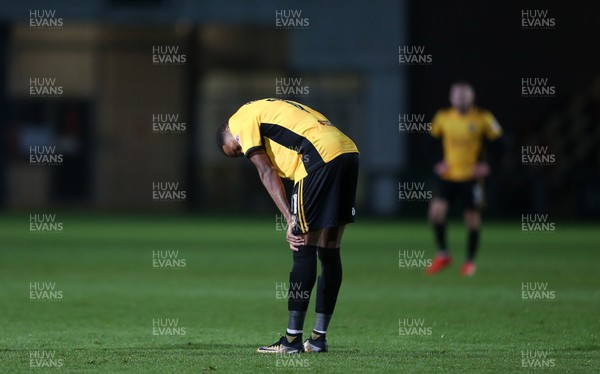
[426,82,503,276]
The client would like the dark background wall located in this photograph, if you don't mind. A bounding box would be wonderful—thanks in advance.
[0,0,598,219]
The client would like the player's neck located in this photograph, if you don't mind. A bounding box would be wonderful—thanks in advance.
[455,106,473,116]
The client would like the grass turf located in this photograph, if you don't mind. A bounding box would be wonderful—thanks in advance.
[0,214,598,373]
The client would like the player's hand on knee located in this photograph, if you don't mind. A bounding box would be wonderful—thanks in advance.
[286,217,305,251]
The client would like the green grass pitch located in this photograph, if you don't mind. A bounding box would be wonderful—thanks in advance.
[0,214,598,373]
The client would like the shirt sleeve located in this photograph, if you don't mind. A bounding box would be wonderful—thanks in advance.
[483,111,503,140]
[430,111,443,138]
[228,107,263,157]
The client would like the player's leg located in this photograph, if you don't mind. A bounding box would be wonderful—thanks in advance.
[286,242,318,341]
[460,181,483,276]
[304,153,358,352]
[256,243,316,353]
[302,226,345,352]
[461,210,480,276]
[428,196,449,254]
[257,182,316,354]
[426,182,452,274]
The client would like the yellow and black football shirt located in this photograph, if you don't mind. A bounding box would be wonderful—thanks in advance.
[228,98,358,181]
[430,107,502,182]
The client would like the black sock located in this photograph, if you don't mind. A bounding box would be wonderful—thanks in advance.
[434,223,447,252]
[315,248,342,324]
[287,311,306,336]
[467,229,479,261]
[313,313,332,334]
[287,245,317,332]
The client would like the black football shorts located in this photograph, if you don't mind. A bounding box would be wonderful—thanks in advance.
[291,153,359,235]
[436,179,484,210]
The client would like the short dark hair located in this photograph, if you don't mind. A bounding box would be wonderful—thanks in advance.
[215,121,229,154]
[451,80,474,90]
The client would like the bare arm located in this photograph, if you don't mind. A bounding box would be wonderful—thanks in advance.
[249,150,292,221]
[249,149,304,250]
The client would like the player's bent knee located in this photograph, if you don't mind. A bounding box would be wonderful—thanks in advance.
[305,230,322,247]
[429,200,447,224]
[304,225,347,248]
[464,210,481,229]
[428,207,441,224]
[308,226,345,248]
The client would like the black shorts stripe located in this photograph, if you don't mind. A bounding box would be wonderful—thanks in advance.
[260,123,324,173]
[298,179,309,233]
